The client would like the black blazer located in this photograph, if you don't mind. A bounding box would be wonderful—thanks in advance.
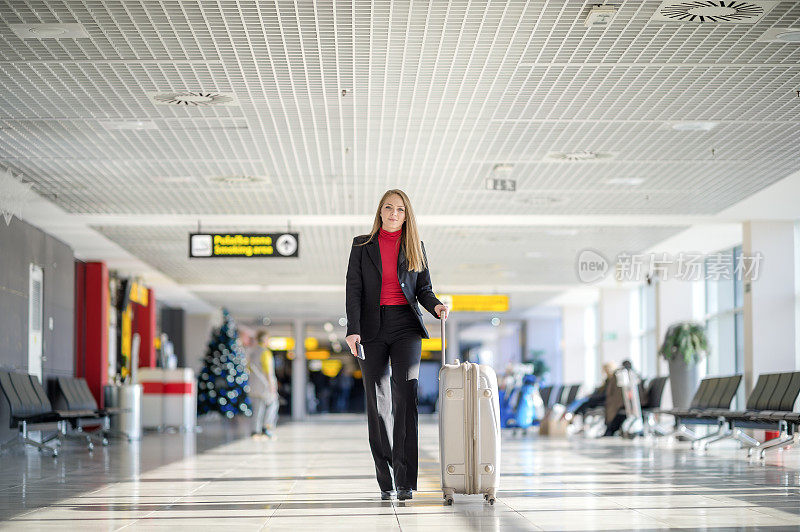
[346,234,443,341]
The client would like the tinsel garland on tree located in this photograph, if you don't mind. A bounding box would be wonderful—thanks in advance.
[197,309,253,418]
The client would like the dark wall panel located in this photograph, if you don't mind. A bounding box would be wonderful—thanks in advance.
[0,217,75,442]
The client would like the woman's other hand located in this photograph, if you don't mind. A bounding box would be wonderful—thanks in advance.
[434,304,449,320]
[345,334,362,356]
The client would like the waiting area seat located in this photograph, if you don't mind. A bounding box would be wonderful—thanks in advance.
[651,371,800,459]
[52,376,130,446]
[0,371,121,456]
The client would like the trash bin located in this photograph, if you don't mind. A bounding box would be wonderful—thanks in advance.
[105,384,142,440]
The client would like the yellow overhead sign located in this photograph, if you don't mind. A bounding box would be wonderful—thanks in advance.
[306,349,330,360]
[421,338,444,351]
[189,232,299,258]
[267,337,295,351]
[436,294,509,312]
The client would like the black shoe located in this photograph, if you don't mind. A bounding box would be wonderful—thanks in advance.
[397,488,413,500]
[381,490,395,500]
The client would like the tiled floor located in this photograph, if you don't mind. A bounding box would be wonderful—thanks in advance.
[2,415,800,530]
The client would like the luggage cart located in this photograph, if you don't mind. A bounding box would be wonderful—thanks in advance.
[615,367,643,438]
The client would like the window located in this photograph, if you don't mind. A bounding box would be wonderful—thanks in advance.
[705,246,744,407]
[586,304,599,387]
[634,281,657,378]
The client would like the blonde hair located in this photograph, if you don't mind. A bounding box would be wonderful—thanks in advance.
[359,189,426,272]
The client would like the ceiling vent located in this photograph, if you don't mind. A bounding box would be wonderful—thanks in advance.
[9,23,90,39]
[650,1,778,24]
[758,27,800,43]
[585,4,619,27]
[545,151,616,161]
[148,92,238,107]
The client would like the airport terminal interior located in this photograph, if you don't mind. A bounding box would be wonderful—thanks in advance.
[1,0,800,530]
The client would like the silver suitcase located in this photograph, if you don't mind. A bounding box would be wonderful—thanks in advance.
[438,317,501,505]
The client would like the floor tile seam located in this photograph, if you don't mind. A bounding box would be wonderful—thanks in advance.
[497,498,545,530]
[747,503,800,522]
[626,504,682,528]
[114,467,222,529]
[260,475,301,528]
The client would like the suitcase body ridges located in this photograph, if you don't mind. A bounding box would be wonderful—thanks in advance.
[438,359,501,505]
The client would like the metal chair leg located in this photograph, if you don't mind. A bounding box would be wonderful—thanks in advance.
[20,421,58,457]
[691,421,727,449]
[758,431,797,460]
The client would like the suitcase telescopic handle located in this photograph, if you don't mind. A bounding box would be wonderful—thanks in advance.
[440,313,447,367]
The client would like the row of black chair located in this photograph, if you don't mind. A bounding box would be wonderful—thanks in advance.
[0,370,124,457]
[540,383,581,410]
[655,371,800,459]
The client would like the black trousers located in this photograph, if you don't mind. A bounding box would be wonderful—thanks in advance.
[358,304,423,491]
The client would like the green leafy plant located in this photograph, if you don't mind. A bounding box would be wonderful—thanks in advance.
[527,349,550,378]
[659,321,709,365]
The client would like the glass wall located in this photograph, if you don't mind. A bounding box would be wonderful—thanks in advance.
[635,281,657,378]
[704,246,744,407]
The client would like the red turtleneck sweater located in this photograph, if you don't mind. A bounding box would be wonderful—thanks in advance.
[378,228,408,305]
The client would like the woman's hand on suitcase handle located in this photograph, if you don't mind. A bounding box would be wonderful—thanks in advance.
[345,334,361,356]
[435,304,449,320]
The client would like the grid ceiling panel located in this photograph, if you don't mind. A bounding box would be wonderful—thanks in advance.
[0,0,797,316]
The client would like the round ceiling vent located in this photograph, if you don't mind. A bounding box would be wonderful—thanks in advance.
[546,151,616,161]
[652,1,774,23]
[148,91,237,107]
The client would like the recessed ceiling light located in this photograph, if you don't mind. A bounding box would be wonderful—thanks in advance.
[758,27,800,43]
[546,151,616,161]
[604,177,645,186]
[514,196,564,206]
[9,23,90,39]
[101,120,158,131]
[492,163,515,174]
[670,121,717,131]
[209,175,268,185]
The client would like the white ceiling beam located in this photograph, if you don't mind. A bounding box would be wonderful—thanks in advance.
[71,213,712,227]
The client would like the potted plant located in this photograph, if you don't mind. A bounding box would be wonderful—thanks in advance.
[658,321,709,410]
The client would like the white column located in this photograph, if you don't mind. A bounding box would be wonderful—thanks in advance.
[598,287,633,367]
[291,318,307,420]
[561,306,594,390]
[743,221,798,393]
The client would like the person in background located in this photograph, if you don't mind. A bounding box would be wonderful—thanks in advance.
[565,362,617,419]
[248,330,280,439]
[602,359,643,437]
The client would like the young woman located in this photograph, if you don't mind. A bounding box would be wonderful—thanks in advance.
[345,189,448,501]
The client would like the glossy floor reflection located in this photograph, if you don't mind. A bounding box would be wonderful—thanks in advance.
[2,415,800,530]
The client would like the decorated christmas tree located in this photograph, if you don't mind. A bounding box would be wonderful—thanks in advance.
[197,309,253,418]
